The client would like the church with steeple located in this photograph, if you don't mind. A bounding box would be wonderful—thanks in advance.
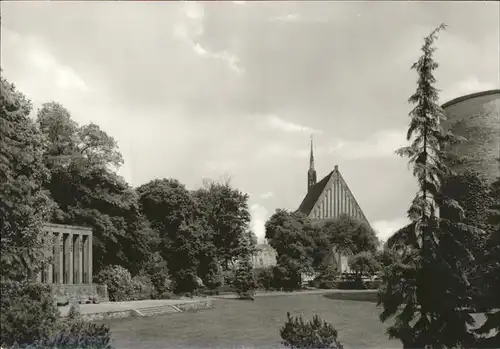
[297,137,371,272]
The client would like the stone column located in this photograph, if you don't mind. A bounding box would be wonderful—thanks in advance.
[45,233,54,283]
[74,234,83,284]
[55,232,64,284]
[64,233,73,284]
[87,234,93,284]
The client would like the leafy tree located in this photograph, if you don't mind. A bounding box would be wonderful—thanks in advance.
[320,215,378,255]
[280,312,344,349]
[37,103,152,273]
[475,165,500,347]
[193,180,251,270]
[137,179,207,293]
[77,123,123,170]
[379,24,481,348]
[36,102,79,170]
[348,251,380,279]
[0,77,55,279]
[265,210,315,290]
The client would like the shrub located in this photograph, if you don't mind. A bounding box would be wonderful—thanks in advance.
[0,281,61,347]
[280,312,343,349]
[254,267,275,290]
[273,264,302,291]
[131,275,155,300]
[314,263,338,289]
[94,265,136,301]
[0,282,113,349]
[138,252,172,298]
[222,268,236,286]
[39,315,113,349]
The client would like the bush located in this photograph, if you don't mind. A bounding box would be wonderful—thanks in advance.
[271,263,303,291]
[94,265,136,301]
[0,281,61,347]
[0,281,113,349]
[138,252,172,298]
[337,279,366,290]
[314,263,339,289]
[280,312,343,349]
[39,312,113,349]
[131,275,155,300]
[254,267,275,290]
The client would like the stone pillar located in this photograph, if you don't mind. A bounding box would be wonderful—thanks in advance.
[88,234,93,284]
[83,235,92,284]
[55,232,64,284]
[74,234,83,284]
[64,233,73,284]
[45,234,54,283]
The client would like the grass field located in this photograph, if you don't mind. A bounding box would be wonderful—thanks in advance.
[104,294,402,349]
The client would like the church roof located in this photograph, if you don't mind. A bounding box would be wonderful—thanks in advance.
[297,170,334,215]
[296,166,370,226]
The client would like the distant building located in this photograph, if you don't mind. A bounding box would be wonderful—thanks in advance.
[252,243,277,269]
[296,137,372,273]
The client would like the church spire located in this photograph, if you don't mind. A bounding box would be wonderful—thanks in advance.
[308,135,317,192]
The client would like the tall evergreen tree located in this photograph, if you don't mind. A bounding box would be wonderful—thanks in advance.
[378,24,482,348]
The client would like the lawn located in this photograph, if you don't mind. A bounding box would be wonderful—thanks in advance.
[103,294,402,349]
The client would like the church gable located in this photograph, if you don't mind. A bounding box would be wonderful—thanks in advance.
[300,167,370,226]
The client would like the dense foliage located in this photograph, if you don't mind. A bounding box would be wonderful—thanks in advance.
[379,24,483,348]
[265,209,379,290]
[265,210,315,290]
[0,77,55,279]
[0,281,60,347]
[280,312,344,349]
[0,281,112,349]
[474,166,500,347]
[94,265,156,302]
[320,214,379,255]
[348,251,380,279]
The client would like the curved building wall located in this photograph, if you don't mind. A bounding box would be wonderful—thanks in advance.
[441,90,500,185]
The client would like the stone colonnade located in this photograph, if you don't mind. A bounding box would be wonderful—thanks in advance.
[38,223,93,285]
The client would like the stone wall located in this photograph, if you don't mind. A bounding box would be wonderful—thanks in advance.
[441,90,500,185]
[52,283,108,304]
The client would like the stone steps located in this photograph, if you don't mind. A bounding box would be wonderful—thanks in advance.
[133,304,183,317]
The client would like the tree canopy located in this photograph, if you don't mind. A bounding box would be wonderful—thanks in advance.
[0,77,55,279]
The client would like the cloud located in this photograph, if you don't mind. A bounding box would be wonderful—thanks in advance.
[441,76,499,104]
[1,28,89,103]
[250,203,268,243]
[371,216,410,242]
[268,115,322,134]
[289,128,407,160]
[259,191,274,199]
[173,1,244,74]
[193,43,244,74]
[331,129,408,159]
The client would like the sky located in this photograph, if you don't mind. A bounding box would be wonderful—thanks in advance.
[1,1,499,243]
